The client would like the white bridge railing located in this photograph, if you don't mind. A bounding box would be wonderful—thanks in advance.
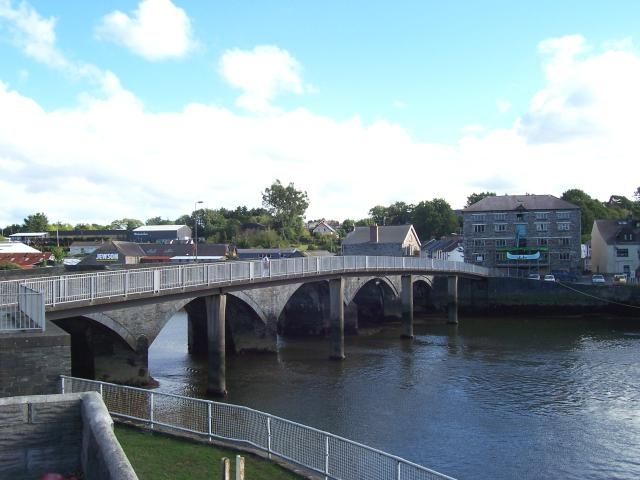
[61,376,456,480]
[0,256,489,309]
[0,286,45,332]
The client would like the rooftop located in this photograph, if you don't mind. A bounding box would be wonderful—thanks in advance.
[464,194,579,212]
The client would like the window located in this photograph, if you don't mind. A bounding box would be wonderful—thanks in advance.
[496,239,507,247]
[494,213,506,221]
[475,255,484,262]
[495,223,507,232]
[471,214,486,222]
[561,238,571,246]
[473,224,486,233]
[535,212,549,220]
[617,248,629,257]
[537,238,548,246]
[559,252,570,261]
[557,211,571,219]
[474,239,484,247]
[557,222,570,231]
[535,223,549,232]
[495,252,507,261]
[516,213,524,221]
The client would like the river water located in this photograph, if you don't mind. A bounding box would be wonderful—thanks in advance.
[149,312,640,480]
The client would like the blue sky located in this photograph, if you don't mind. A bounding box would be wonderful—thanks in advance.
[0,0,639,226]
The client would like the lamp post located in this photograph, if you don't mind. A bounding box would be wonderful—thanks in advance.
[194,200,203,262]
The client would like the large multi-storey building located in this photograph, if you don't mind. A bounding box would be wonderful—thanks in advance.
[463,194,581,274]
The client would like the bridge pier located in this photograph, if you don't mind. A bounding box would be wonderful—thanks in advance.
[401,275,414,339]
[447,276,459,324]
[206,294,227,397]
[329,277,345,360]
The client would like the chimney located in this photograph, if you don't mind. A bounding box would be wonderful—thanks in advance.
[370,224,379,243]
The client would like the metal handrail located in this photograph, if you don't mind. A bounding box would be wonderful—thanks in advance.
[0,256,490,309]
[61,375,456,480]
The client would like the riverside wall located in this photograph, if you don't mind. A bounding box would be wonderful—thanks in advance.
[432,276,640,316]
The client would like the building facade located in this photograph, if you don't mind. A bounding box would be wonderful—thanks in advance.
[130,225,192,244]
[463,194,581,274]
[591,219,640,278]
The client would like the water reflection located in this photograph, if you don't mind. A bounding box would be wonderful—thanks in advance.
[149,311,640,480]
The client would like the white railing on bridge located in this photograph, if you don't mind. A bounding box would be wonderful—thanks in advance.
[61,376,455,480]
[0,256,489,309]
[0,285,45,332]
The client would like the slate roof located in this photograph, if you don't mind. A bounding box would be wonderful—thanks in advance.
[593,219,640,245]
[422,236,463,254]
[141,244,229,257]
[111,241,147,257]
[464,194,579,212]
[342,225,416,245]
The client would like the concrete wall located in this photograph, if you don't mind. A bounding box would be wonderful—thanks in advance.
[0,392,137,480]
[0,322,71,397]
[431,276,640,315]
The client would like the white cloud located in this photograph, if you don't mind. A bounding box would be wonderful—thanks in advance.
[96,0,196,61]
[0,0,68,69]
[220,45,307,113]
[0,26,639,227]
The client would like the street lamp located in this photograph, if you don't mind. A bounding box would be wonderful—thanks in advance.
[194,200,203,262]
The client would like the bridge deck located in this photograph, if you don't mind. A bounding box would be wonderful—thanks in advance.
[0,256,489,315]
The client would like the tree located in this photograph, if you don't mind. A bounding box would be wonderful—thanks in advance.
[466,192,496,207]
[413,199,459,240]
[262,180,309,240]
[369,205,389,225]
[23,212,49,232]
[562,189,620,242]
[109,218,144,230]
[48,246,66,263]
[146,217,174,225]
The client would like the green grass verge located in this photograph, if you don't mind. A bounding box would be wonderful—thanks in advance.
[114,424,305,480]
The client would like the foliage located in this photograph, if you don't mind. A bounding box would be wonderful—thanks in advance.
[0,262,21,270]
[74,223,106,230]
[50,221,73,231]
[466,192,496,207]
[412,198,459,240]
[262,180,309,240]
[48,246,66,262]
[110,218,144,230]
[561,189,624,241]
[146,217,175,225]
[23,212,49,232]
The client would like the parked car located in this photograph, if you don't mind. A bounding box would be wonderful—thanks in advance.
[591,274,606,285]
[543,274,556,282]
[613,274,627,285]
[527,273,541,280]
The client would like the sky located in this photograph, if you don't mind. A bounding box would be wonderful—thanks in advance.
[0,0,639,227]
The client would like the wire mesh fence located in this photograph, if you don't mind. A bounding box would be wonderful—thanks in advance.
[61,376,455,480]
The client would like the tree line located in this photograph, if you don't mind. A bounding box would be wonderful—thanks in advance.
[2,183,639,248]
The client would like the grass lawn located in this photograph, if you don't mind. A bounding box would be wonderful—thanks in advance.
[114,424,305,480]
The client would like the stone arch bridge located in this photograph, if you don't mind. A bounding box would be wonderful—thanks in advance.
[1,256,488,395]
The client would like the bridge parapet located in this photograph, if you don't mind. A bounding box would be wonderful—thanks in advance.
[0,256,489,311]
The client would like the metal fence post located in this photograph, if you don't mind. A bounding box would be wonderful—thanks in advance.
[325,434,330,480]
[208,402,213,442]
[267,417,272,459]
[60,376,65,394]
[149,391,155,429]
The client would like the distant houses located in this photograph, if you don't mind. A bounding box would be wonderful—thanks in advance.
[342,225,421,256]
[591,218,640,279]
